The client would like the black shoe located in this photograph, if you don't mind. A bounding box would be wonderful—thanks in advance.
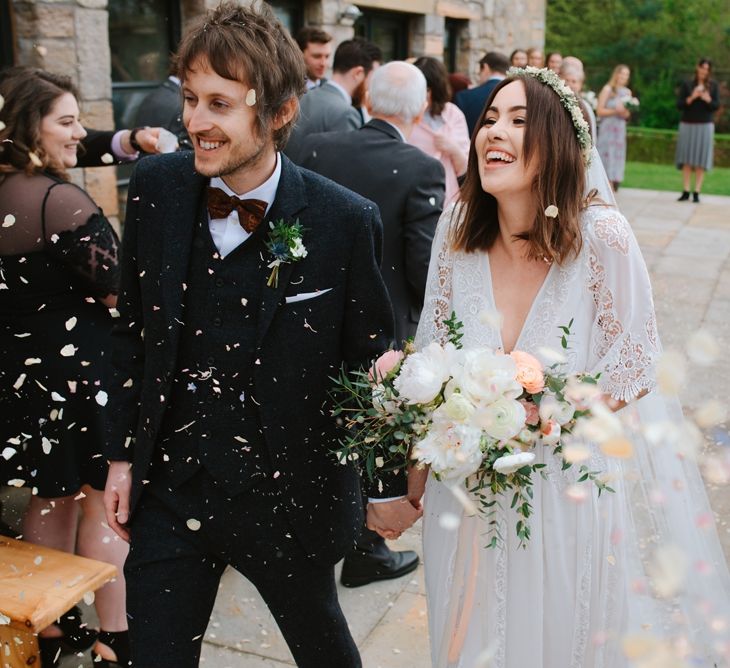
[677,190,690,201]
[693,191,700,203]
[340,546,419,588]
[38,605,97,664]
[91,630,131,667]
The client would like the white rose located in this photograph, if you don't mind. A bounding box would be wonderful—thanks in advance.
[372,384,399,415]
[493,451,536,475]
[516,427,538,446]
[540,420,561,446]
[412,422,484,481]
[554,401,575,426]
[434,392,475,423]
[453,349,522,406]
[290,238,307,259]
[394,341,454,405]
[474,398,526,441]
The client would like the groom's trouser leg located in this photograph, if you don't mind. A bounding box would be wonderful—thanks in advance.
[245,561,361,667]
[126,472,361,667]
[125,490,226,668]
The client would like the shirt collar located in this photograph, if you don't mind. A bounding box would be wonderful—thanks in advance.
[326,79,351,104]
[209,152,281,216]
[379,119,406,142]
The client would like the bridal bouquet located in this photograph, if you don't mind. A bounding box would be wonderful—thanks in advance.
[332,316,611,548]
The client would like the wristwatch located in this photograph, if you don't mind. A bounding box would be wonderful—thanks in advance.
[129,127,146,152]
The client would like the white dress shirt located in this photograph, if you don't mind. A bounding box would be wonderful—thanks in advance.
[208,152,282,257]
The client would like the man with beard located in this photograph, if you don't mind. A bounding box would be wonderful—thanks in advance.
[284,37,381,163]
[102,4,416,666]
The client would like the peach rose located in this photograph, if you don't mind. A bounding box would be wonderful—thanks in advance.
[369,349,404,382]
[520,399,540,426]
[510,350,545,394]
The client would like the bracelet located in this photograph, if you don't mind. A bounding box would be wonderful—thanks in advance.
[129,127,146,152]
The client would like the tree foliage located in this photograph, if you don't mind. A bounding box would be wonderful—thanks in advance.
[547,0,730,129]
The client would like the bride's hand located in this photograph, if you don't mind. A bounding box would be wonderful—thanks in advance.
[407,463,430,509]
[367,497,423,539]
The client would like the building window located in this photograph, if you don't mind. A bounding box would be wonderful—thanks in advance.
[268,0,303,35]
[444,18,468,74]
[108,0,181,129]
[355,9,410,62]
[1,0,15,67]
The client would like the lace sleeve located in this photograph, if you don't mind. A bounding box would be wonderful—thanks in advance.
[413,203,459,350]
[584,207,660,402]
[42,182,121,297]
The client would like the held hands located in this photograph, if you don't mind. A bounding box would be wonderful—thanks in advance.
[367,497,423,540]
[104,461,133,542]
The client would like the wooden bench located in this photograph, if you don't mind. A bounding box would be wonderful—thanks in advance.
[0,536,117,667]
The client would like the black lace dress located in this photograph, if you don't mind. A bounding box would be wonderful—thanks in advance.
[0,172,120,497]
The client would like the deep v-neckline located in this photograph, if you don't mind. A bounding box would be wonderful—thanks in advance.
[483,252,556,353]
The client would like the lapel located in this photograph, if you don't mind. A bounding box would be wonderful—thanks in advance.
[160,157,207,359]
[255,154,309,347]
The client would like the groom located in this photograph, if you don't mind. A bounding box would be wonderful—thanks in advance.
[102,3,418,666]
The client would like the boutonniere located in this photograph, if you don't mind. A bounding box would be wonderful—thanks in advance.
[265,219,307,288]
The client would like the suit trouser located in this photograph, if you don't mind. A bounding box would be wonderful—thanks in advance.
[124,470,361,668]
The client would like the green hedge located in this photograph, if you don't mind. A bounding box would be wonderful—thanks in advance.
[626,126,730,167]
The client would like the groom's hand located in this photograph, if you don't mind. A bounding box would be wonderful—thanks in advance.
[104,460,133,542]
[367,497,423,540]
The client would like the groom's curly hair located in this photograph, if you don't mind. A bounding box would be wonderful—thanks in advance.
[453,74,585,265]
[176,1,306,150]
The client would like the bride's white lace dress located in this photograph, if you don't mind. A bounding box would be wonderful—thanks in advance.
[416,203,730,667]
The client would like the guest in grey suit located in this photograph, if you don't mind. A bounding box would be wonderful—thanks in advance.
[285,38,381,162]
[299,61,444,587]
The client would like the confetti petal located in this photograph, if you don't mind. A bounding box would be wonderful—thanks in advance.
[101,153,114,164]
[186,518,201,531]
[686,329,719,366]
[544,205,559,218]
[694,399,727,428]
[65,317,77,331]
[60,344,77,357]
[647,544,687,598]
[656,349,686,395]
[2,214,15,228]
[24,358,41,365]
[245,89,257,106]
[600,437,634,459]
[95,390,108,406]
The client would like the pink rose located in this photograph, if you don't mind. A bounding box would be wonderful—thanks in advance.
[369,349,405,382]
[520,399,540,426]
[510,350,545,394]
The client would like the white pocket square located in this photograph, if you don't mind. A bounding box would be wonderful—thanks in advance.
[284,288,332,304]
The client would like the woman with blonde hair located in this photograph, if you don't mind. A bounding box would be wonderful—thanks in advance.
[0,68,128,667]
[596,64,632,190]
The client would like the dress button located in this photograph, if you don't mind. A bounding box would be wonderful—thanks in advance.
[207,356,215,365]
[215,278,224,288]
[213,316,222,327]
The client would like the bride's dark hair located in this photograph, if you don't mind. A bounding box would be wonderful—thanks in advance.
[452,74,585,265]
[0,67,78,180]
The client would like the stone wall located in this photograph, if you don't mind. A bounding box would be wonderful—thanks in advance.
[11,0,118,225]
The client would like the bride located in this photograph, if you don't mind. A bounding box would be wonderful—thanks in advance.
[407,68,730,667]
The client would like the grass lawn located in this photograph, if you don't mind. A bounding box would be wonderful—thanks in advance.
[623,161,730,196]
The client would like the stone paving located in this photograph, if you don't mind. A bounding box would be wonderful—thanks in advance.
[2,188,727,668]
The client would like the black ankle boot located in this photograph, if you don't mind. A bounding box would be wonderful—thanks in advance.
[693,191,700,203]
[677,191,690,201]
[91,630,131,667]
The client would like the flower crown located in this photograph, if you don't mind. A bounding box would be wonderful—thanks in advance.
[507,66,593,164]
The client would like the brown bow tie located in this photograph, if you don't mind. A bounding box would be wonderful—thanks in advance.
[206,186,267,233]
